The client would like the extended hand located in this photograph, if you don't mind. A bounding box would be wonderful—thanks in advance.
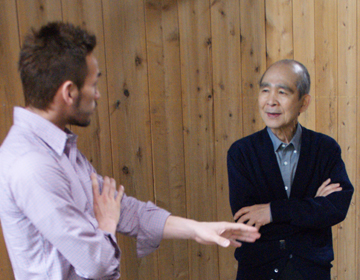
[163,216,260,248]
[234,203,271,230]
[192,221,261,247]
[91,173,124,235]
[316,178,342,197]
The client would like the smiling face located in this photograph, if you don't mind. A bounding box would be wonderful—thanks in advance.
[68,53,101,127]
[258,62,310,141]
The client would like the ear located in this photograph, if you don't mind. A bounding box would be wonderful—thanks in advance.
[299,94,311,114]
[60,81,78,106]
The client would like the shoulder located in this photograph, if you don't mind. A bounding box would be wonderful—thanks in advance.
[228,128,267,154]
[302,126,340,150]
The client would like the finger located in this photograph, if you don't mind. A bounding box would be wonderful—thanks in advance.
[318,179,331,190]
[215,236,231,247]
[102,176,110,194]
[229,230,261,243]
[223,222,259,233]
[316,180,332,197]
[238,215,249,224]
[254,222,262,231]
[116,185,125,205]
[234,209,247,221]
[323,186,342,197]
[228,239,242,247]
[108,178,116,197]
[322,178,331,186]
[91,173,100,198]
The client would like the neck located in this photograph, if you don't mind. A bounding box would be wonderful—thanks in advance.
[26,106,67,131]
[271,122,298,143]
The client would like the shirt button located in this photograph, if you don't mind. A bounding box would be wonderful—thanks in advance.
[282,144,286,148]
[284,161,288,165]
[289,254,293,259]
[285,186,288,190]
[274,268,279,273]
[294,150,297,153]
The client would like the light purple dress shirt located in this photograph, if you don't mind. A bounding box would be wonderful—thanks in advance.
[0,107,170,280]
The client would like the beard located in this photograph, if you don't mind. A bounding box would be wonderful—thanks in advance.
[68,116,91,127]
[68,94,97,127]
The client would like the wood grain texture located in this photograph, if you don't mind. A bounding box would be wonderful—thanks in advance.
[314,1,338,279]
[211,0,242,278]
[16,0,62,44]
[293,0,316,130]
[145,0,189,279]
[357,2,360,279]
[178,0,218,279]
[0,2,19,278]
[240,0,267,137]
[336,0,357,279]
[265,0,294,65]
[102,1,157,279]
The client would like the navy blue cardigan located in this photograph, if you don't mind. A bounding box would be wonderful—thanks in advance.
[227,126,354,272]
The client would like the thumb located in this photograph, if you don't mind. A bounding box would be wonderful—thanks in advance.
[216,236,230,248]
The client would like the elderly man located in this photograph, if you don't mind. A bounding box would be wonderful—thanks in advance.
[227,59,353,280]
[0,22,260,280]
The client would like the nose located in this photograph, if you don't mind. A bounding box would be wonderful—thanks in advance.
[266,90,278,106]
[95,89,101,100]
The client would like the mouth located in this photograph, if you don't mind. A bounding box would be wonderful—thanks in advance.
[266,112,281,118]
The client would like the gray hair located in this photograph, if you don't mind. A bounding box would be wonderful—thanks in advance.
[259,59,311,99]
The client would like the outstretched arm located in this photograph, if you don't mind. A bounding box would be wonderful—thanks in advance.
[162,216,260,248]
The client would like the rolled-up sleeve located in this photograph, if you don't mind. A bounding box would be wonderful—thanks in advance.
[117,195,171,257]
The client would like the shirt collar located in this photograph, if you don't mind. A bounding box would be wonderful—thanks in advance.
[13,106,77,156]
[267,124,302,152]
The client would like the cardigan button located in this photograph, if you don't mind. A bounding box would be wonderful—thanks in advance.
[274,268,279,273]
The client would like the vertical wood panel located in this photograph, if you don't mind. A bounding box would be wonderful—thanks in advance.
[211,0,241,278]
[240,0,266,137]
[337,1,357,279]
[293,0,316,130]
[0,1,23,142]
[265,0,294,66]
[102,1,157,279]
[0,1,20,277]
[144,0,189,279]
[16,0,62,43]
[357,1,360,278]
[314,1,338,278]
[178,1,218,279]
[352,0,360,279]
[62,0,113,177]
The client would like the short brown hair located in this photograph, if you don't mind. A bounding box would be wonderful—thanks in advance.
[19,22,96,109]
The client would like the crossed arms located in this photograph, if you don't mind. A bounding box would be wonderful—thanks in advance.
[234,178,342,230]
[227,134,354,232]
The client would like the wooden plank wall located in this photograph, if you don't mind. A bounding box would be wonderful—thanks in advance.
[0,0,358,279]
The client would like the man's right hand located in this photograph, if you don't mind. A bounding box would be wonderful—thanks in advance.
[91,173,124,235]
[315,178,342,197]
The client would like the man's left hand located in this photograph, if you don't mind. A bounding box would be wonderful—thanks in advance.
[234,203,271,230]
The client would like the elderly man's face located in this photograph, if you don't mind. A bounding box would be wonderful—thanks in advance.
[258,63,308,138]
